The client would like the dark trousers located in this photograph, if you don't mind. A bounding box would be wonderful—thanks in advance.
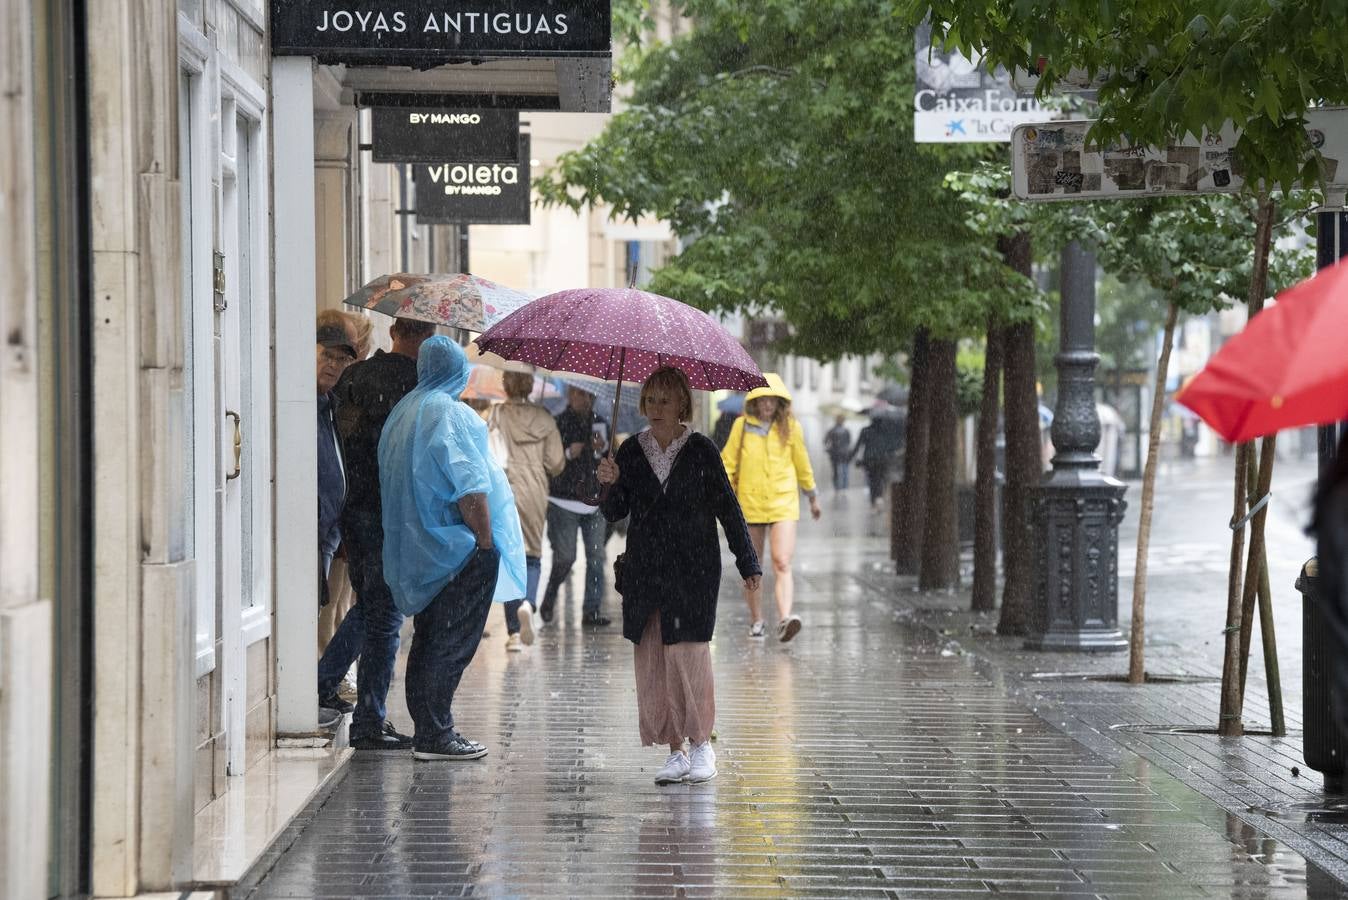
[407,546,499,746]
[542,504,606,617]
[504,555,542,635]
[863,462,888,504]
[317,518,405,739]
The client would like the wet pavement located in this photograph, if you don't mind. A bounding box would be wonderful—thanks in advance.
[246,455,1346,898]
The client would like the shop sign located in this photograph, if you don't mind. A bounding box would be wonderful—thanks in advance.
[914,17,1053,143]
[372,107,519,163]
[271,1,612,62]
[414,135,531,225]
[1010,107,1348,201]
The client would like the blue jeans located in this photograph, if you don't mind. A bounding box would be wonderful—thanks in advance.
[406,545,499,746]
[542,504,606,617]
[830,457,850,490]
[504,555,542,635]
[316,516,404,739]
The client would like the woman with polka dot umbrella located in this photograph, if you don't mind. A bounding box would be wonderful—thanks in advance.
[474,287,769,443]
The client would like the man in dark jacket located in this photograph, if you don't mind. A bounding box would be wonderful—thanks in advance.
[316,317,434,742]
[315,321,356,612]
[539,385,611,627]
[824,415,852,491]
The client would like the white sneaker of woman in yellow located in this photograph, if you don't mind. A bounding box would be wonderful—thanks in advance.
[655,749,691,785]
[686,741,717,783]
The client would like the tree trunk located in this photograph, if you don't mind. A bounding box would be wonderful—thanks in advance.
[1237,437,1284,736]
[972,320,1005,611]
[894,329,932,573]
[1217,195,1277,737]
[921,338,960,590]
[998,233,1039,635]
[1127,302,1179,684]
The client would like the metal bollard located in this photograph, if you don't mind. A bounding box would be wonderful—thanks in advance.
[1298,558,1348,793]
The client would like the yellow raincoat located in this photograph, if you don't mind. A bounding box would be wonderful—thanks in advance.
[721,375,816,523]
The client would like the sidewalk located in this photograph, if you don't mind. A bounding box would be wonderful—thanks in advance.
[243,456,1344,898]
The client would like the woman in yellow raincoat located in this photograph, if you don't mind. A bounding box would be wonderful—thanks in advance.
[722,373,820,641]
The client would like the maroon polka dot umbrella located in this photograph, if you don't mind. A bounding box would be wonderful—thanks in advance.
[475,287,768,434]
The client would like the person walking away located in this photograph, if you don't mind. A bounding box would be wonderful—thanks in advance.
[850,413,895,510]
[722,373,820,642]
[712,398,742,451]
[314,320,357,727]
[491,371,565,651]
[824,414,852,491]
[596,367,761,784]
[317,317,435,745]
[379,336,527,761]
[539,385,612,627]
[1310,429,1348,729]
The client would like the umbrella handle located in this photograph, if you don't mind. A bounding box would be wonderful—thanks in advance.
[583,348,626,506]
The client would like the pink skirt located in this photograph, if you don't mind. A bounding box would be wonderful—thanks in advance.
[633,611,716,747]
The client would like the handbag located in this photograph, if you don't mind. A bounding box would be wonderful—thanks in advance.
[613,551,628,596]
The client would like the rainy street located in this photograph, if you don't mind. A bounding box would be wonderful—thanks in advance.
[242,455,1345,899]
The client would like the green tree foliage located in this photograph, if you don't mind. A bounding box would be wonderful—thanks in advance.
[538,0,1040,359]
[914,0,1348,193]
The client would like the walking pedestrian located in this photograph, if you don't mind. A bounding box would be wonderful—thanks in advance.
[850,414,896,510]
[1310,430,1348,727]
[596,367,761,784]
[316,317,434,744]
[721,373,819,642]
[824,414,852,491]
[539,385,612,627]
[378,336,527,761]
[490,371,565,651]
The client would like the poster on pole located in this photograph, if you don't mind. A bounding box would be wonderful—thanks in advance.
[1011,108,1348,201]
[914,18,1054,143]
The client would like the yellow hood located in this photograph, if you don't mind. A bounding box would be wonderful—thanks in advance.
[744,372,791,405]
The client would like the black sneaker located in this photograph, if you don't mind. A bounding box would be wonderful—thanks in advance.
[413,734,489,761]
[538,596,556,624]
[351,720,413,751]
[582,611,612,628]
[318,693,354,714]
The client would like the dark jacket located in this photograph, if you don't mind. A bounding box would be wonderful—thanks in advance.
[332,349,419,540]
[549,406,609,503]
[601,432,761,645]
[824,424,852,460]
[316,392,345,561]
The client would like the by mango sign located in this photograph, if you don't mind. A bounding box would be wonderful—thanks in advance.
[413,134,531,225]
[372,107,519,163]
[271,1,611,63]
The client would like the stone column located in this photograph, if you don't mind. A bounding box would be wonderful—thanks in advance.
[1026,241,1128,651]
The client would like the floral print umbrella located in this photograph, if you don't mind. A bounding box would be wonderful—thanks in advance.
[342,272,534,332]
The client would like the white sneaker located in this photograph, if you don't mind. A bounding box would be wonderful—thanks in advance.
[519,603,536,646]
[686,741,717,783]
[654,750,691,785]
[506,633,522,652]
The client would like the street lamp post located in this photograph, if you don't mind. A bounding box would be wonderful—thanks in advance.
[1026,240,1129,652]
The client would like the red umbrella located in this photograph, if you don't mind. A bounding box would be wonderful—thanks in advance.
[1177,260,1348,443]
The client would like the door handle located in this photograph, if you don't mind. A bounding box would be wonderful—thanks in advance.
[226,410,242,480]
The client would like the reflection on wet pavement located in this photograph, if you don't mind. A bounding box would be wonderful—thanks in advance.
[248,492,1335,898]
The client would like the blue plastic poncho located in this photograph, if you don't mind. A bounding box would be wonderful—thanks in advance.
[378,336,527,616]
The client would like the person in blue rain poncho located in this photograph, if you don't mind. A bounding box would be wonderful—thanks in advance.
[379,336,526,761]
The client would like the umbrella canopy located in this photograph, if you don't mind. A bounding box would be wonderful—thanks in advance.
[343,272,533,332]
[474,287,767,392]
[717,393,745,414]
[1178,260,1348,443]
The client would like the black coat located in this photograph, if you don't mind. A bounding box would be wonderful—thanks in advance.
[549,407,609,502]
[601,432,761,645]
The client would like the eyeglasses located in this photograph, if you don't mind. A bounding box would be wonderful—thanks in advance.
[320,348,356,367]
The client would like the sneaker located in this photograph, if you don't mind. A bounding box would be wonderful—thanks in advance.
[538,596,556,624]
[413,734,489,761]
[748,621,766,639]
[778,615,802,643]
[351,720,413,751]
[317,706,343,730]
[506,633,522,652]
[519,603,536,646]
[582,611,612,628]
[654,750,691,785]
[318,693,354,714]
[686,741,717,783]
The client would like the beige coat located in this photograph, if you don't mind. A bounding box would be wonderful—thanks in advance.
[493,400,564,556]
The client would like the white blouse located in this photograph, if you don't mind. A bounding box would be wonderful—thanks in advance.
[638,426,692,486]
